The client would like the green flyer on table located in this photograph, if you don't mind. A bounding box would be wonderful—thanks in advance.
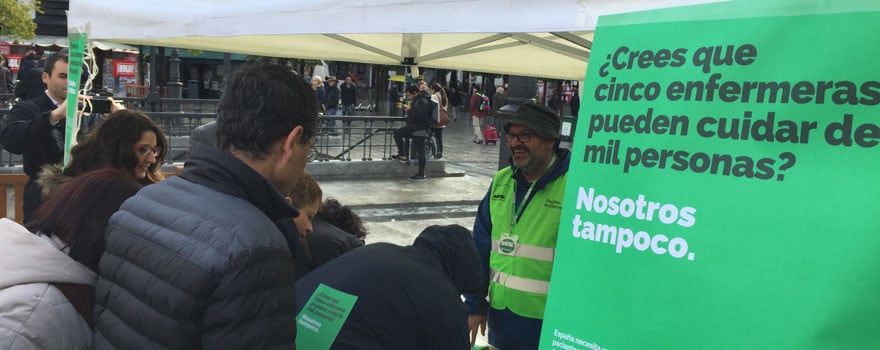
[296,283,358,350]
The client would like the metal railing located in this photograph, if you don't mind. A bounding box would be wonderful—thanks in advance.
[313,116,407,161]
[1,94,411,167]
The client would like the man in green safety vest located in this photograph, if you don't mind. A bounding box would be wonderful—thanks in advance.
[465,102,571,349]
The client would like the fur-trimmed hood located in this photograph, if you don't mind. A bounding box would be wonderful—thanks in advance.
[36,163,72,201]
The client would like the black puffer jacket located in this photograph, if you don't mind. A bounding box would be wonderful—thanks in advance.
[94,144,299,349]
[406,90,434,131]
[295,224,482,349]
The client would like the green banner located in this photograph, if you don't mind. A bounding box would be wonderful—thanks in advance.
[542,2,879,349]
[63,32,87,167]
[296,283,358,350]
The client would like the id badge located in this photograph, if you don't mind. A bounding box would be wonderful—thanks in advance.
[499,233,519,256]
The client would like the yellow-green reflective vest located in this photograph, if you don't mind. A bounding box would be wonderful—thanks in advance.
[488,167,567,319]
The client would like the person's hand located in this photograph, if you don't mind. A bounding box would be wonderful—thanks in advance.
[49,97,73,123]
[468,314,487,346]
[108,97,126,112]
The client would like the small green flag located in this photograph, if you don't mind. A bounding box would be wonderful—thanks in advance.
[63,32,87,167]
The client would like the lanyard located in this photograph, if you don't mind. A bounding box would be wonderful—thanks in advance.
[509,155,555,232]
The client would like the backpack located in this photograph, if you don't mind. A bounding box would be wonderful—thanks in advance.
[431,98,449,128]
[478,93,491,112]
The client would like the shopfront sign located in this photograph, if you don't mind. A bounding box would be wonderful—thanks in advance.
[7,54,23,73]
[113,60,137,78]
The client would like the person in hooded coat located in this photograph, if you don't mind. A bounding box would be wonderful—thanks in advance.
[14,53,45,101]
[295,224,484,349]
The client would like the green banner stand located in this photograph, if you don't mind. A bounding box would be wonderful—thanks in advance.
[541,1,880,349]
[296,283,358,350]
[63,32,87,167]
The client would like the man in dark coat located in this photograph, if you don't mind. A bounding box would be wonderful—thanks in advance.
[93,64,318,349]
[491,86,506,118]
[14,53,45,101]
[323,76,341,135]
[0,54,68,223]
[296,224,484,350]
[340,76,357,115]
[393,84,434,180]
[570,88,581,117]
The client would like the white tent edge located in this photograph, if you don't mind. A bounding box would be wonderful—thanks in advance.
[67,0,725,80]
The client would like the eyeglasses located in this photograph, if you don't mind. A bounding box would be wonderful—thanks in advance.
[134,144,162,157]
[504,132,535,143]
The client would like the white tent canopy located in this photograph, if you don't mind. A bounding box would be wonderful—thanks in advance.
[0,35,138,53]
[68,0,720,80]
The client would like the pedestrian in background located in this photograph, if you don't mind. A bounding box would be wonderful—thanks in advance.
[469,85,489,144]
[341,76,357,116]
[296,224,483,349]
[388,82,401,115]
[430,82,449,159]
[393,84,433,181]
[491,86,506,118]
[14,50,45,101]
[93,64,317,349]
[570,88,580,117]
[324,76,341,135]
[465,102,570,349]
[0,54,13,95]
[311,75,326,114]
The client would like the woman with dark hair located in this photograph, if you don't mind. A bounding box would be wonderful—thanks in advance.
[38,110,168,199]
[430,82,449,159]
[317,198,368,242]
[0,168,143,349]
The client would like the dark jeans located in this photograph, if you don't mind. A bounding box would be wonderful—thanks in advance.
[23,178,43,224]
[488,308,543,350]
[430,127,443,155]
[343,104,355,116]
[324,108,339,134]
[393,126,427,176]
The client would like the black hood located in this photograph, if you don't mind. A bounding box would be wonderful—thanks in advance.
[19,57,40,73]
[413,224,484,295]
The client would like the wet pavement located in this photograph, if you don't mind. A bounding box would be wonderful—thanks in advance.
[317,108,502,246]
[316,109,501,347]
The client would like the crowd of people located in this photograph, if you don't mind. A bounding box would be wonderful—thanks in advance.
[0,48,570,349]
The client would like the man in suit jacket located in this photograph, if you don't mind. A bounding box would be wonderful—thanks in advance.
[0,54,69,223]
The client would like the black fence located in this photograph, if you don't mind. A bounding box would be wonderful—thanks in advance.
[1,94,413,167]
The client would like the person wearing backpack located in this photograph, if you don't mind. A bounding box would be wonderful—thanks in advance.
[469,85,490,144]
